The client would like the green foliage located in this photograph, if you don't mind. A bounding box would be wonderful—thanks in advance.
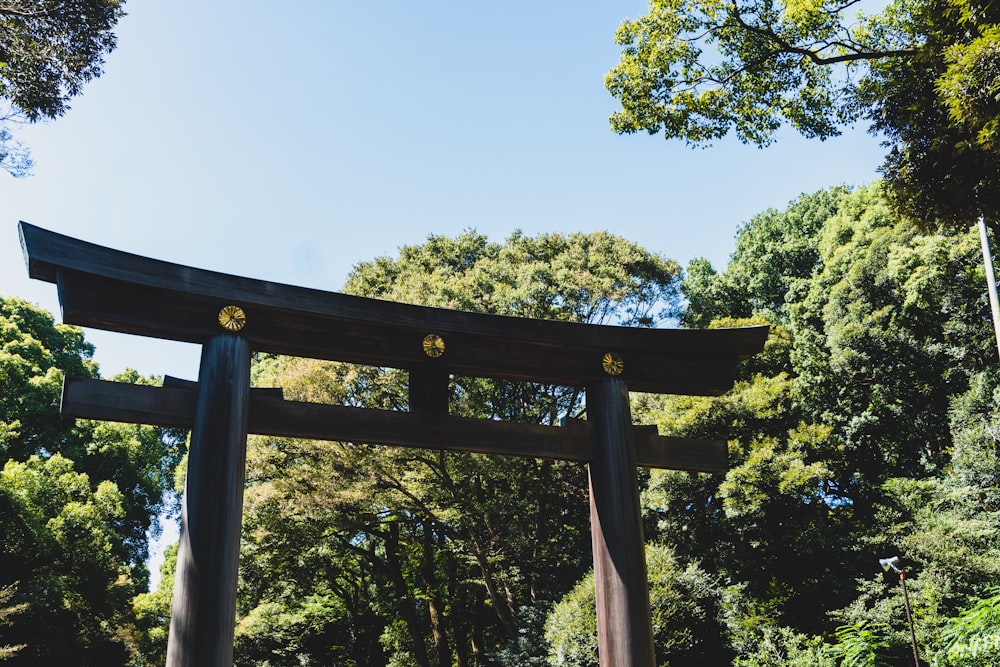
[544,544,728,666]
[0,296,183,665]
[235,593,359,667]
[0,0,125,121]
[488,603,552,667]
[236,231,681,666]
[0,583,27,661]
[723,587,835,667]
[1,297,96,460]
[862,0,1000,229]
[829,622,891,667]
[681,187,853,327]
[788,185,991,498]
[938,25,1000,152]
[607,0,1000,228]
[606,0,855,146]
[345,229,682,326]
[132,544,176,667]
[638,184,1000,664]
[543,571,599,666]
[0,0,126,176]
[0,454,134,665]
[940,588,1000,666]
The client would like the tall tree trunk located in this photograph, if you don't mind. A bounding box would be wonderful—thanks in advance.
[470,543,518,639]
[384,521,431,667]
[446,551,471,667]
[529,458,553,602]
[470,595,493,667]
[421,521,452,667]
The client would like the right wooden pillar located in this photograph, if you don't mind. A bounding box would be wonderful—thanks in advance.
[587,377,657,667]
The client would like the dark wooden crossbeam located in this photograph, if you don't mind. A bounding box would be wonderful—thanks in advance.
[61,376,728,473]
[21,222,766,395]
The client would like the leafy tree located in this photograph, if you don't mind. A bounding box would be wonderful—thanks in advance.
[861,0,1000,229]
[544,543,729,666]
[132,544,176,667]
[636,319,860,634]
[844,366,1000,665]
[630,184,1000,663]
[0,0,126,176]
[0,296,183,664]
[789,184,992,496]
[722,585,835,667]
[233,231,682,666]
[0,582,26,661]
[606,0,1000,229]
[0,454,136,665]
[1,296,96,461]
[681,186,852,327]
[940,588,1000,666]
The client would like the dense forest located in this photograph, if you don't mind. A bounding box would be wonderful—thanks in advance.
[3,183,1000,666]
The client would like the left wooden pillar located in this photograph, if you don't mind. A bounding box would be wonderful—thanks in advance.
[167,334,250,667]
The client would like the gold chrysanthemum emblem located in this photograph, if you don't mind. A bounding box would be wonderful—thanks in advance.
[218,305,247,332]
[422,333,446,358]
[601,352,624,376]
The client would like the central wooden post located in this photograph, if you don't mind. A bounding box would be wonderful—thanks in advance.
[587,377,656,667]
[166,335,251,667]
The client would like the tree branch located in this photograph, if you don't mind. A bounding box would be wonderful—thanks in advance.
[728,3,917,65]
[0,5,53,19]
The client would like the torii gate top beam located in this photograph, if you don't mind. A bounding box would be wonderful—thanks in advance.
[20,222,766,395]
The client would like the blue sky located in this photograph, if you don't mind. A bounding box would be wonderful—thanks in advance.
[3,0,885,382]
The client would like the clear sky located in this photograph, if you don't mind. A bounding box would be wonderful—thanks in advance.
[3,0,886,382]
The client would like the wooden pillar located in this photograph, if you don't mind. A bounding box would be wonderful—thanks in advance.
[167,335,251,667]
[586,377,656,667]
[409,365,449,415]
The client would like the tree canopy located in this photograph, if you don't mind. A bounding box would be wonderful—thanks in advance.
[606,0,1000,229]
[635,184,1000,664]
[0,0,126,176]
[0,296,183,665]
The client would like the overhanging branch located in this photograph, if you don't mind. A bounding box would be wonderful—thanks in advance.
[728,3,917,65]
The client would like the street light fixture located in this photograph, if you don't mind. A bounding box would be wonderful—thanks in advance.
[880,556,921,667]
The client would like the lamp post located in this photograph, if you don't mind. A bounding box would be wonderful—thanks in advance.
[879,556,921,667]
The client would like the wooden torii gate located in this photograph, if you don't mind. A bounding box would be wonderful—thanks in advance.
[20,222,767,667]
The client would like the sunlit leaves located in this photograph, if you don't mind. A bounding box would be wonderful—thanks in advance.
[544,544,727,666]
[0,0,126,121]
[628,183,1000,662]
[606,0,885,145]
[0,298,183,664]
[938,24,1000,151]
[0,0,126,175]
[609,0,1000,228]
